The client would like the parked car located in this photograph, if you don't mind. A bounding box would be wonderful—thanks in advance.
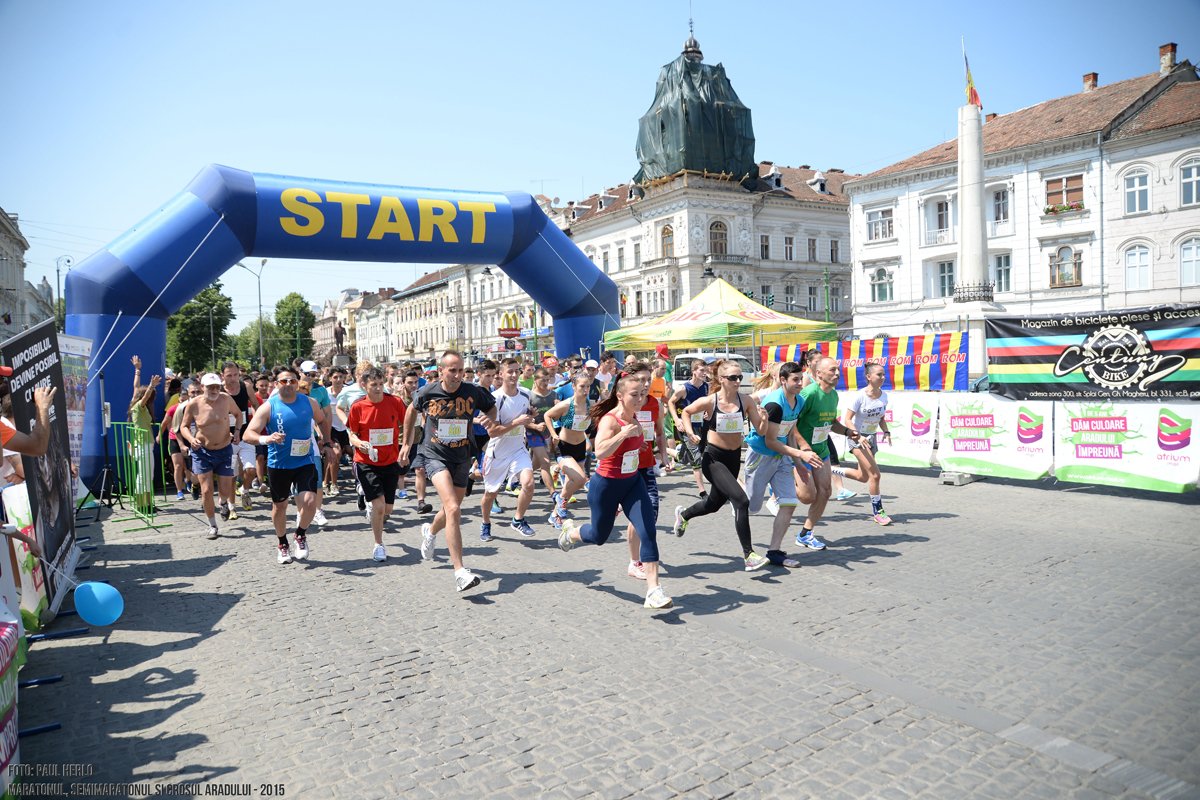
[671,352,757,393]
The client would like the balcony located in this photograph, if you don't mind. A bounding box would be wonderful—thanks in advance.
[953,282,995,303]
[924,228,956,246]
[988,219,1012,238]
[705,253,751,266]
[643,256,679,269]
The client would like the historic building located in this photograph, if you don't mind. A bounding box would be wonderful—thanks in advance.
[846,42,1200,341]
[0,208,30,339]
[392,268,455,362]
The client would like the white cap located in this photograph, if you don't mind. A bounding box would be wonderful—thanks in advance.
[164,368,176,378]
[584,359,599,368]
[200,373,222,387]
[300,360,319,373]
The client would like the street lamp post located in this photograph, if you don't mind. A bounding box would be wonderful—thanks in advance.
[208,306,216,369]
[238,258,267,367]
[823,263,831,324]
[55,255,73,331]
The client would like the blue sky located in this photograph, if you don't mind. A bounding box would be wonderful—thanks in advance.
[2,0,1195,327]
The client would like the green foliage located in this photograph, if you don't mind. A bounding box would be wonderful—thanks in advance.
[274,292,316,362]
[233,315,291,369]
[166,282,234,373]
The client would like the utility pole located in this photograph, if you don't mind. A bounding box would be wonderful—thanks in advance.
[823,263,831,324]
[209,306,216,369]
[55,255,73,331]
[295,308,300,362]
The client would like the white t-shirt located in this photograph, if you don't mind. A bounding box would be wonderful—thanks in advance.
[328,387,347,431]
[487,387,531,459]
[848,389,889,435]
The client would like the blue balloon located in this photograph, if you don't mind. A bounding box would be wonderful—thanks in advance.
[73,582,124,626]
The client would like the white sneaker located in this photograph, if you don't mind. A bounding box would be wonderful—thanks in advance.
[644,586,673,609]
[293,534,309,560]
[455,568,481,593]
[766,495,780,516]
[420,523,436,561]
[371,543,386,562]
[313,509,328,527]
[207,525,220,540]
[365,508,373,525]
[277,542,292,564]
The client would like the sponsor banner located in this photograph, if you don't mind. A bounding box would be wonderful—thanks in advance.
[986,305,1200,400]
[872,391,938,468]
[762,333,969,392]
[937,394,1054,480]
[58,334,92,501]
[1053,401,1199,492]
[1,485,47,632]
[0,615,19,794]
[1,320,79,613]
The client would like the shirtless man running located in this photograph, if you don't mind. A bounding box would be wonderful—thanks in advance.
[177,373,240,538]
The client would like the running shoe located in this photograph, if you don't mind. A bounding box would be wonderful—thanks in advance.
[176,491,185,501]
[557,519,577,552]
[259,483,270,497]
[765,550,801,568]
[744,552,769,571]
[397,489,409,500]
[505,483,521,497]
[357,492,367,512]
[207,525,219,540]
[556,503,574,520]
[582,480,591,493]
[329,483,340,497]
[372,543,386,562]
[510,519,536,538]
[192,484,201,500]
[547,512,563,530]
[627,560,647,580]
[644,586,673,609]
[872,510,893,526]
[241,491,252,511]
[796,531,827,550]
[480,522,493,542]
[294,534,309,560]
[417,501,433,515]
[455,568,481,593]
[698,490,708,500]
[550,491,561,509]
[226,505,239,522]
[251,479,261,490]
[834,489,857,501]
[313,509,328,527]
[765,495,780,516]
[277,541,292,564]
[672,505,688,537]
[219,503,231,521]
[420,524,436,561]
[491,499,503,515]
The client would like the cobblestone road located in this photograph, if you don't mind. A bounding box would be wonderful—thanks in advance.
[17,466,1200,799]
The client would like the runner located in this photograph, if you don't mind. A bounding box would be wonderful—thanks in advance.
[742,361,825,568]
[160,382,200,500]
[832,362,893,525]
[345,367,407,560]
[543,371,593,529]
[621,361,668,580]
[794,357,863,549]
[479,358,537,541]
[557,375,672,610]
[593,351,618,397]
[668,358,710,497]
[672,360,772,570]
[400,350,498,593]
[394,369,424,505]
[177,373,240,538]
[253,373,272,495]
[335,360,373,513]
[300,361,331,526]
[325,366,349,495]
[221,361,260,513]
[526,367,557,500]
[244,366,329,564]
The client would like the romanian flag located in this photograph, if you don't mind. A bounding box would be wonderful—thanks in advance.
[761,333,969,392]
[964,49,982,108]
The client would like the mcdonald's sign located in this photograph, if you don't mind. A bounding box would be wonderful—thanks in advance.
[498,311,522,339]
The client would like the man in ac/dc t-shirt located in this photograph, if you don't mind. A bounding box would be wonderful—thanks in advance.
[346,366,407,563]
[401,350,497,594]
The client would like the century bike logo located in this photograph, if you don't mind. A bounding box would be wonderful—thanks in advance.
[1053,324,1185,391]
[1063,403,1142,459]
[946,402,1005,452]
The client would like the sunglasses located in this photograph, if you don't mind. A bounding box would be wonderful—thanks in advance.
[721,374,743,381]
[277,378,298,385]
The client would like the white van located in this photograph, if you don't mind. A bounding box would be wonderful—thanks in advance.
[671,352,756,394]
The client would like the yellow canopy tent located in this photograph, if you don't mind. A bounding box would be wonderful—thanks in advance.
[603,278,834,350]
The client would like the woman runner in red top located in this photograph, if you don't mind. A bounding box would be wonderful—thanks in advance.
[557,374,671,609]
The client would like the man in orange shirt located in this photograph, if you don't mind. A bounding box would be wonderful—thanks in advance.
[346,367,407,562]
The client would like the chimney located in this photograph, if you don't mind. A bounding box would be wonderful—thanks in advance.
[985,112,997,122]
[1160,42,1177,75]
[1083,72,1098,93]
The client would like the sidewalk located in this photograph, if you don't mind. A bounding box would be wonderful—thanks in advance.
[17,470,1200,799]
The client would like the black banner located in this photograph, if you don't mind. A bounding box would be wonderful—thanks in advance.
[1,320,76,604]
[985,305,1200,401]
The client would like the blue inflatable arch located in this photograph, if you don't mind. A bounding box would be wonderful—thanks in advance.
[65,164,620,484]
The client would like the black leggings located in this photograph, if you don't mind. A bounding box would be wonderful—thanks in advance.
[681,443,753,558]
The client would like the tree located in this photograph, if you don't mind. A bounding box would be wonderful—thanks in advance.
[166,282,234,373]
[275,293,316,364]
[233,315,290,369]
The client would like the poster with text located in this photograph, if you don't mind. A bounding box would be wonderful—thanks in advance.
[1053,401,1199,493]
[937,394,1054,480]
[872,391,938,469]
[763,333,969,392]
[58,333,92,501]
[0,484,45,633]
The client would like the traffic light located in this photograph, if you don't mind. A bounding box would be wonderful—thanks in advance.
[766,293,775,308]
[745,290,755,300]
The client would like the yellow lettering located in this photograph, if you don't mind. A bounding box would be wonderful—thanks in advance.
[418,198,458,243]
[325,192,372,238]
[457,201,496,244]
[367,196,415,241]
[280,188,323,237]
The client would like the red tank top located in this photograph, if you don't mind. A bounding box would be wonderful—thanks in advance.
[597,411,644,478]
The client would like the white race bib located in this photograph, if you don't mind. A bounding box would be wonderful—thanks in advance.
[368,428,394,446]
[859,421,879,434]
[690,412,706,424]
[716,412,743,434]
[437,419,467,441]
[620,449,639,474]
[778,419,796,436]
[571,413,590,432]
[637,410,654,438]
[505,423,525,438]
[812,424,832,444]
[290,438,311,457]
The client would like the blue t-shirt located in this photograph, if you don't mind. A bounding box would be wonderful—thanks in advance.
[266,394,316,469]
[746,387,804,456]
[309,384,331,410]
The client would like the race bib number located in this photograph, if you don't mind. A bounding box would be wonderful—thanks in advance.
[716,412,743,434]
[812,424,832,444]
[505,423,525,438]
[778,419,796,436]
[368,428,394,446]
[290,438,311,457]
[637,410,654,438]
[620,449,639,474]
[690,412,706,424]
[571,414,590,432]
[859,421,879,434]
[437,419,467,441]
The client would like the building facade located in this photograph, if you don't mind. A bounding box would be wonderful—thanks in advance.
[846,43,1199,344]
[392,268,454,363]
[0,208,30,340]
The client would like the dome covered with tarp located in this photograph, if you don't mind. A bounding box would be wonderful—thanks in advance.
[633,37,758,187]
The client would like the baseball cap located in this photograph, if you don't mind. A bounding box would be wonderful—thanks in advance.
[200,373,221,387]
[164,367,176,378]
[584,359,599,368]
[300,360,319,373]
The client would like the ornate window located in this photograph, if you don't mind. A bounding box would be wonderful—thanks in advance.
[661,225,674,258]
[1182,237,1200,285]
[1124,169,1149,214]
[1181,158,1200,207]
[1050,246,1082,288]
[709,221,728,255]
[870,269,893,302]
